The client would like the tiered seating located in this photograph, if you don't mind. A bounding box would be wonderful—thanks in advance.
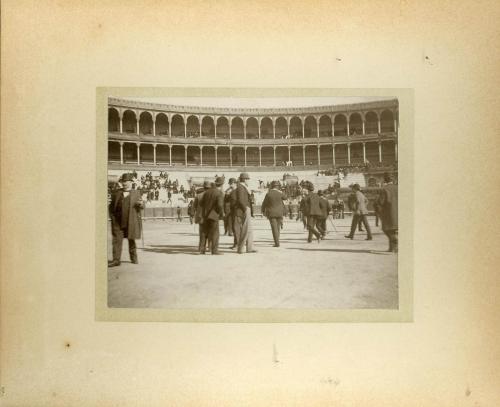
[339,172,366,188]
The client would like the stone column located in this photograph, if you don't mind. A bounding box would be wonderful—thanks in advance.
[169,145,172,166]
[395,142,398,161]
[215,146,218,167]
[214,117,217,139]
[119,141,124,165]
[317,121,320,138]
[273,119,276,139]
[136,143,140,165]
[244,146,247,167]
[229,147,232,167]
[184,146,188,166]
[362,142,366,163]
[287,120,290,138]
[347,143,351,164]
[332,144,336,167]
[200,146,203,166]
[273,146,276,166]
[184,120,187,138]
[288,146,291,162]
[378,142,382,163]
[153,144,157,165]
[258,118,261,139]
[136,119,140,136]
[119,112,123,134]
[229,120,232,140]
[377,117,381,134]
[244,119,247,139]
[302,121,305,138]
[168,119,172,138]
[152,116,156,137]
[302,146,306,166]
[199,119,202,138]
[317,145,321,166]
[362,120,366,135]
[394,118,397,134]
[259,146,262,167]
[331,117,334,138]
[346,119,350,137]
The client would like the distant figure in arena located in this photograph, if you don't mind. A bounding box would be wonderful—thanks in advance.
[167,190,172,204]
[375,173,398,253]
[108,173,144,267]
[345,184,372,240]
[234,172,257,254]
[199,177,225,255]
[262,181,285,247]
[317,190,331,239]
[303,182,322,243]
[176,206,182,222]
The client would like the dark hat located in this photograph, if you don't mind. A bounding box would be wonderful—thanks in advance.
[121,173,133,182]
[317,190,324,196]
[215,176,224,186]
[383,172,393,183]
[196,187,204,193]
[228,177,237,184]
[239,172,250,180]
[203,180,211,189]
[271,180,280,188]
[352,183,361,191]
[307,182,315,191]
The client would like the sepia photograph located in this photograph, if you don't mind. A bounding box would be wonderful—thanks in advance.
[105,95,400,311]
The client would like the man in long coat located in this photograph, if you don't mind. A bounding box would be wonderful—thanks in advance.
[375,173,398,252]
[108,173,144,267]
[233,172,257,254]
[261,181,285,247]
[194,181,211,253]
[223,178,237,237]
[199,177,225,255]
[317,190,332,238]
[345,184,373,240]
[303,182,322,243]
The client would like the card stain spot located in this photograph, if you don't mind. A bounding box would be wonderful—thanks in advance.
[65,342,71,348]
[336,57,342,62]
[465,387,471,397]
[52,392,57,397]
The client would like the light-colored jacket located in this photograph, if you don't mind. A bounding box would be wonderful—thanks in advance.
[354,190,369,215]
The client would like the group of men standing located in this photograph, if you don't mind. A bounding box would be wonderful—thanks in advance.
[193,172,257,255]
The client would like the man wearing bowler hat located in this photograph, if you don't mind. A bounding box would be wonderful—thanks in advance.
[234,172,257,254]
[224,178,237,237]
[199,177,225,255]
[317,190,331,238]
[261,180,285,247]
[345,183,372,240]
[108,173,144,267]
[375,173,398,252]
[303,182,322,243]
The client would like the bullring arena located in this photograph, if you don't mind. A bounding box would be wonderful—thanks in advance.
[107,97,399,309]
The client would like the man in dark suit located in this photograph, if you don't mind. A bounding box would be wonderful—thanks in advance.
[199,177,225,255]
[261,181,285,247]
[375,173,398,252]
[194,181,211,253]
[345,184,373,240]
[223,178,237,236]
[233,172,257,254]
[303,182,322,243]
[317,190,332,238]
[108,173,144,267]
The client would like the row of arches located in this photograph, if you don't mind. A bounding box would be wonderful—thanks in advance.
[108,108,397,139]
[108,141,397,167]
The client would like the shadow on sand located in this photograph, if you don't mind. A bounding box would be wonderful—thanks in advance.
[142,245,201,255]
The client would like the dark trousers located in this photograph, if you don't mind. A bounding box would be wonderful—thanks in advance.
[317,217,327,236]
[307,215,322,242]
[231,214,238,246]
[349,214,372,238]
[201,219,220,254]
[224,214,233,235]
[111,225,137,262]
[198,224,207,252]
[269,217,282,246]
[384,229,398,252]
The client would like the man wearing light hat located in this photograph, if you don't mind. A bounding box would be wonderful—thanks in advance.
[199,177,225,255]
[261,180,285,247]
[108,173,144,267]
[233,172,257,254]
[303,182,322,243]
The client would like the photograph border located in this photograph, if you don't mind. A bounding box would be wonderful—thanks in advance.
[96,87,414,322]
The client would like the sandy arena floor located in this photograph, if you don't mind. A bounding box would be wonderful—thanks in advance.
[107,216,398,309]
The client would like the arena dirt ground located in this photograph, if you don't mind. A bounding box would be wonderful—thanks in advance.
[107,216,398,309]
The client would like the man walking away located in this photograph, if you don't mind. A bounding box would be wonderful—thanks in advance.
[199,177,225,255]
[234,172,257,254]
[345,184,372,240]
[317,190,331,238]
[303,182,322,243]
[261,181,285,247]
[375,173,398,252]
